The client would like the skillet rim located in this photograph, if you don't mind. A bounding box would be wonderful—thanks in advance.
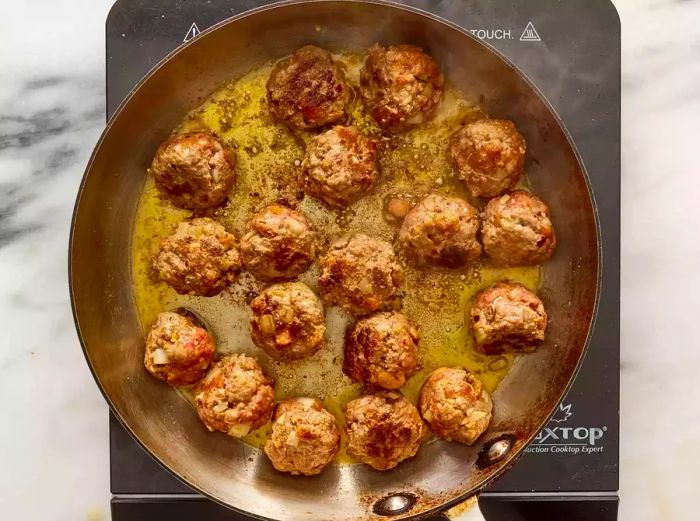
[68,0,603,518]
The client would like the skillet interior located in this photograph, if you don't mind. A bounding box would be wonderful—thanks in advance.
[70,2,600,519]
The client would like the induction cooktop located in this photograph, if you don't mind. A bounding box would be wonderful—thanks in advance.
[105,1,620,519]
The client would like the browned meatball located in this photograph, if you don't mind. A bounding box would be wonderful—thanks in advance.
[266,45,351,130]
[153,218,241,297]
[360,44,444,131]
[302,126,380,208]
[144,311,216,386]
[419,367,492,445]
[469,282,547,354]
[195,354,275,438]
[250,282,326,361]
[481,191,556,266]
[318,234,404,316]
[450,119,526,198]
[345,392,425,470]
[240,204,317,281]
[149,132,235,210]
[264,397,340,476]
[398,194,482,269]
[344,312,419,390]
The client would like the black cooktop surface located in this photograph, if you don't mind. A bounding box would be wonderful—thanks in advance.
[106,1,620,519]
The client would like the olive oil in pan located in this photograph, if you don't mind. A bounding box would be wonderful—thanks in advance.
[131,52,540,461]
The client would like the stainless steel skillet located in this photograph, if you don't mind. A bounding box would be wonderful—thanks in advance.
[69,1,600,519]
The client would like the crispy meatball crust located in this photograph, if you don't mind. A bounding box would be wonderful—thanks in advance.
[481,191,556,266]
[344,312,419,390]
[469,282,547,354]
[266,45,351,130]
[149,132,235,210]
[144,311,216,386]
[302,126,380,208]
[318,234,404,316]
[195,354,274,437]
[419,367,493,445]
[360,44,444,131]
[345,392,425,470]
[153,218,241,297]
[450,119,526,198]
[398,194,482,269]
[240,204,317,281]
[264,397,340,476]
[250,282,326,361]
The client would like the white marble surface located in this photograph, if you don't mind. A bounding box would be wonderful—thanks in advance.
[0,1,698,520]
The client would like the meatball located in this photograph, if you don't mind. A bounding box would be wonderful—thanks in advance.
[302,126,380,208]
[469,282,547,354]
[195,354,275,437]
[398,194,482,269]
[149,132,235,210]
[450,119,526,198]
[264,397,340,476]
[250,282,326,361]
[153,218,241,297]
[240,204,317,281]
[360,44,444,131]
[345,392,425,470]
[344,312,419,390]
[266,45,351,130]
[481,191,556,266]
[419,367,493,445]
[318,234,404,316]
[144,311,216,386]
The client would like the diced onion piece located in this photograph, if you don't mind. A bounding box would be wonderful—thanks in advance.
[212,402,229,414]
[469,411,488,421]
[297,397,316,408]
[279,307,294,323]
[276,331,292,346]
[151,349,170,365]
[488,356,509,371]
[358,277,373,294]
[259,314,276,334]
[377,371,401,389]
[286,429,299,447]
[228,423,252,438]
[287,219,305,235]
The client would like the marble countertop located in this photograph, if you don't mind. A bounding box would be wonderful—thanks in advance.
[1,0,698,520]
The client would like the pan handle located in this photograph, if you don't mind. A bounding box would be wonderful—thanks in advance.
[442,496,486,521]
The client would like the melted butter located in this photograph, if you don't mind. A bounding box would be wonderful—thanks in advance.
[131,52,539,462]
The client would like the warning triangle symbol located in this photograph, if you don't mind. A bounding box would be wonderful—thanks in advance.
[520,21,541,42]
[183,23,201,43]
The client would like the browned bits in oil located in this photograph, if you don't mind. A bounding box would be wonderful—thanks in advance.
[335,207,356,227]
[217,98,238,132]
[221,136,239,150]
[269,130,291,151]
[244,138,263,156]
